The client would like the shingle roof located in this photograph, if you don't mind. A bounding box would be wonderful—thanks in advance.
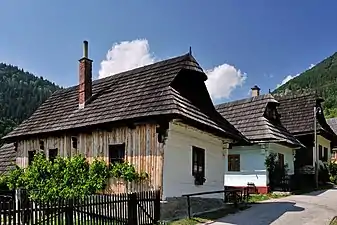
[215,94,303,147]
[326,118,337,135]
[274,92,335,135]
[3,53,246,142]
[0,144,16,175]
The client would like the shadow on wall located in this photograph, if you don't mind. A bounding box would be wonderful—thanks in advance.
[212,202,304,225]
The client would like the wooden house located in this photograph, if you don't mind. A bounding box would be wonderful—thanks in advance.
[216,86,303,193]
[2,41,248,199]
[274,92,337,173]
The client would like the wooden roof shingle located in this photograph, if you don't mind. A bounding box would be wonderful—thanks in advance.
[274,92,335,136]
[216,94,303,147]
[327,118,337,135]
[3,53,246,142]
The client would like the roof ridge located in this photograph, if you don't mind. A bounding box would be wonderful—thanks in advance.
[273,89,318,99]
[215,93,275,108]
[53,53,192,93]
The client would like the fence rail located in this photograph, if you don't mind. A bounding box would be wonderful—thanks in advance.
[0,189,160,225]
[182,187,248,219]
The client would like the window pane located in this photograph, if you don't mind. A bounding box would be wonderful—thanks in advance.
[319,145,323,160]
[323,147,328,162]
[192,146,205,177]
[28,151,36,166]
[109,144,125,165]
[228,154,240,171]
[49,148,58,162]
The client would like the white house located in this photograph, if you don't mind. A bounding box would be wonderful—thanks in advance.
[216,86,303,193]
[2,41,248,200]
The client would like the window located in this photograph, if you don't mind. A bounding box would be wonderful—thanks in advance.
[278,153,284,168]
[39,140,44,150]
[109,144,125,165]
[192,146,206,185]
[71,137,78,149]
[323,147,328,162]
[49,148,58,162]
[265,105,279,121]
[319,145,323,160]
[28,150,36,166]
[192,146,205,177]
[228,154,240,172]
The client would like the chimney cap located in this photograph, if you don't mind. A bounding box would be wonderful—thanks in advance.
[251,85,260,91]
[83,40,89,58]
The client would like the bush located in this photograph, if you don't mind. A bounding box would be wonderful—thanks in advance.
[329,162,337,184]
[265,152,288,190]
[4,153,148,201]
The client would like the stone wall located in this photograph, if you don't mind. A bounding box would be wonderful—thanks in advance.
[160,197,226,221]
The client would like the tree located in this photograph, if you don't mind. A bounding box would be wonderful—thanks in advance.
[0,63,61,146]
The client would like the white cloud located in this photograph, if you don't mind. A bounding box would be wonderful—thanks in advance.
[205,64,247,100]
[99,39,246,100]
[99,39,155,78]
[276,63,315,88]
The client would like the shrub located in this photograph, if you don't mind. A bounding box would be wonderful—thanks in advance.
[329,162,337,184]
[4,153,148,201]
[265,152,288,190]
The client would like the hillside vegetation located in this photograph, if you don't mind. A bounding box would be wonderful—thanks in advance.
[0,63,61,145]
[274,52,337,118]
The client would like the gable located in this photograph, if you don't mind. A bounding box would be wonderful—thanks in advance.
[170,69,215,115]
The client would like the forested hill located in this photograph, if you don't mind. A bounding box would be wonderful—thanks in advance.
[0,63,61,145]
[274,52,337,118]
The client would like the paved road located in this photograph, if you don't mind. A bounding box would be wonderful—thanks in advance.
[205,188,337,225]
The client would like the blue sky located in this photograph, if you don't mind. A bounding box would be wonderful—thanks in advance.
[1,0,337,104]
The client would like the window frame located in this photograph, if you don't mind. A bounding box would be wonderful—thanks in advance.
[192,146,206,185]
[39,140,44,151]
[49,148,58,162]
[319,145,323,160]
[278,153,285,168]
[71,137,78,149]
[323,147,328,162]
[228,154,240,172]
[28,150,36,166]
[192,146,205,177]
[108,143,126,166]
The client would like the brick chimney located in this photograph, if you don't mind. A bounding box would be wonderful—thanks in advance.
[78,40,92,109]
[251,85,260,97]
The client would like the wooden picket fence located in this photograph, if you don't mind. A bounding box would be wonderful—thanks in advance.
[0,189,161,225]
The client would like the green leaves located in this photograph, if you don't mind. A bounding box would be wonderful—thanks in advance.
[2,153,149,201]
[109,162,149,182]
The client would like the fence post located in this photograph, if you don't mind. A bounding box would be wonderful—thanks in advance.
[65,199,74,225]
[186,196,191,219]
[128,192,138,225]
[154,190,161,223]
[15,189,20,225]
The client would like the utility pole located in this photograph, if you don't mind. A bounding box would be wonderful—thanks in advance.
[314,106,319,189]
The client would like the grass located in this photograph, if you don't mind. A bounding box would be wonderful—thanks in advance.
[167,205,250,225]
[330,216,337,225]
[247,193,290,203]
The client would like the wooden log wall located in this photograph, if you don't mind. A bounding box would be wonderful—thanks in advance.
[16,124,164,194]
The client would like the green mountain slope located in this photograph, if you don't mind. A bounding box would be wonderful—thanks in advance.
[0,63,61,145]
[274,52,337,118]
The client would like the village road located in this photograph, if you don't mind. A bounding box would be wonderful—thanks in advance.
[204,187,337,225]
